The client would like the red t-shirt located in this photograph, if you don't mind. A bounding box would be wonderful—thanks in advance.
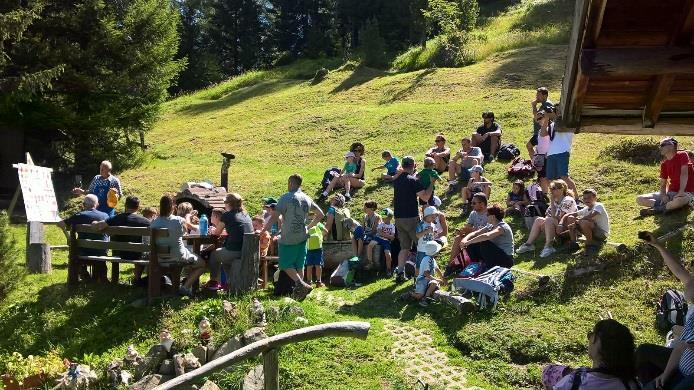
[660,151,694,192]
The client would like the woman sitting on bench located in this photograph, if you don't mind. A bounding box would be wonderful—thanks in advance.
[150,194,207,297]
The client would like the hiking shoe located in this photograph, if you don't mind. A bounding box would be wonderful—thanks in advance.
[344,193,352,202]
[517,243,534,254]
[539,246,556,258]
[315,281,325,288]
[178,285,194,297]
[418,299,430,307]
[292,284,313,301]
[639,208,658,217]
[385,270,393,278]
[568,242,581,254]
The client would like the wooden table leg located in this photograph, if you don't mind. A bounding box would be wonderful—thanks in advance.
[111,262,119,285]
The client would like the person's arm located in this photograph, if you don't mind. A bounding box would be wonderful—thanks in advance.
[487,126,502,137]
[451,151,463,164]
[539,117,550,137]
[506,194,514,207]
[462,227,501,247]
[654,341,687,388]
[262,213,278,233]
[319,224,329,235]
[647,234,694,285]
[306,203,325,230]
[677,163,689,196]
[416,225,432,239]
[437,147,451,158]
[436,215,448,239]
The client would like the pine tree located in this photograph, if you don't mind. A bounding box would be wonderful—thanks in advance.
[211,0,264,75]
[359,18,386,67]
[0,212,24,301]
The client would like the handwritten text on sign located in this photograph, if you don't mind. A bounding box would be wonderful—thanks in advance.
[16,164,60,222]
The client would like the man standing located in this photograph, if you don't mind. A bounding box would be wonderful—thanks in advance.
[472,112,502,162]
[528,87,554,158]
[93,196,151,284]
[637,137,694,216]
[59,194,110,281]
[392,156,429,283]
[447,137,483,191]
[544,110,578,197]
[264,174,324,300]
[72,160,122,217]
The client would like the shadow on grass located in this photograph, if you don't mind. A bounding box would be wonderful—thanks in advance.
[176,79,300,116]
[379,68,437,104]
[482,45,567,90]
[509,0,574,32]
[330,66,387,94]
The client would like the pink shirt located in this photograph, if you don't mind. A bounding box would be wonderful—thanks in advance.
[554,371,637,390]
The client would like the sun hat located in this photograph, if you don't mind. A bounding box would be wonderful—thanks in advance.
[432,196,442,207]
[469,165,484,174]
[423,241,442,256]
[381,208,394,217]
[423,206,438,218]
[345,151,356,158]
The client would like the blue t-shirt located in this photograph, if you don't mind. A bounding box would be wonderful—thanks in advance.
[384,157,399,176]
[64,209,110,256]
[87,175,121,217]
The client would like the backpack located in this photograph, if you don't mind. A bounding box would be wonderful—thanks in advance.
[321,167,341,191]
[453,266,515,310]
[404,251,417,279]
[497,144,521,161]
[507,157,535,179]
[330,207,352,241]
[444,249,473,278]
[273,270,294,296]
[656,289,688,330]
[330,257,360,287]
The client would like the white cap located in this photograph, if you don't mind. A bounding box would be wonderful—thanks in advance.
[423,241,442,256]
[423,206,438,218]
[345,151,356,158]
[432,196,442,207]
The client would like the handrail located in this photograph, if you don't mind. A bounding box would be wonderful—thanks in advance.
[153,321,371,390]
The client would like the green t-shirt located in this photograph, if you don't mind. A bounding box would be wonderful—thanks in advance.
[417,168,441,190]
[307,222,325,250]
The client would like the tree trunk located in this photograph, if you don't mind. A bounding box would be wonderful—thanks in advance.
[229,233,259,294]
[26,222,51,274]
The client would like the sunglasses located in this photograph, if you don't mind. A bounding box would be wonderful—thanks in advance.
[435,139,444,143]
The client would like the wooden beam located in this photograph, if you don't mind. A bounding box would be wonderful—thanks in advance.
[263,349,279,390]
[585,0,608,46]
[559,0,591,127]
[153,321,371,390]
[76,239,149,253]
[577,117,694,135]
[582,47,694,77]
[676,0,694,45]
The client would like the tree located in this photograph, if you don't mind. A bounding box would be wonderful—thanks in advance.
[210,0,265,75]
[0,212,24,301]
[359,18,386,67]
[0,0,184,173]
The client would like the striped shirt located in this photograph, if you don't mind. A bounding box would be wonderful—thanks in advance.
[680,309,694,375]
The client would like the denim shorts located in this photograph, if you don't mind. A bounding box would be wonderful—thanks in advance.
[373,236,391,252]
[546,152,570,180]
[305,248,324,267]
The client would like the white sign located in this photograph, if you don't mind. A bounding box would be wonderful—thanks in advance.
[15,163,60,222]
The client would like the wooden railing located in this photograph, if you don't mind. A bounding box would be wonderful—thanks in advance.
[153,321,371,390]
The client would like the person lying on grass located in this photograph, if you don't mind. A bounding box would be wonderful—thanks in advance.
[506,179,529,217]
[637,232,694,390]
[449,193,489,265]
[409,241,445,308]
[319,142,367,202]
[447,137,483,193]
[542,318,639,389]
[461,165,492,216]
[460,204,514,269]
[636,137,694,217]
[565,188,610,255]
[517,179,577,258]
[425,133,451,173]
[372,150,400,181]
[367,208,396,276]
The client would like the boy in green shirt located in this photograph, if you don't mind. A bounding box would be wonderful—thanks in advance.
[305,220,328,287]
[418,157,442,204]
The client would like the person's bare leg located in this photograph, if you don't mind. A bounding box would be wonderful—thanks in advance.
[471,134,484,147]
[525,217,546,245]
[352,238,359,257]
[398,250,408,270]
[636,194,657,208]
[450,234,463,263]
[666,195,690,211]
[316,266,323,283]
[184,266,206,290]
[461,187,470,201]
[349,178,365,189]
[366,240,376,262]
[305,265,313,284]
[323,176,341,195]
[448,160,459,181]
[540,178,550,194]
[284,268,311,288]
[357,239,364,258]
[561,175,578,198]
[424,282,439,298]
[490,135,500,157]
[385,251,392,272]
[344,177,351,196]
[526,140,535,159]
[544,218,556,248]
[579,220,594,244]
[484,186,491,198]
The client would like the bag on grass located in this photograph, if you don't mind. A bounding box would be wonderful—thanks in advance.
[453,266,514,310]
[459,262,484,279]
[497,144,521,161]
[656,289,688,330]
[444,249,473,278]
[330,257,360,287]
[404,252,417,279]
[507,157,535,178]
[321,167,341,191]
[531,153,546,172]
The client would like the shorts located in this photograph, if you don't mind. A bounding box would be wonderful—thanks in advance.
[529,129,539,146]
[546,152,570,180]
[373,236,392,252]
[353,226,373,242]
[415,278,439,295]
[395,217,419,252]
[305,248,324,267]
[644,192,694,207]
[415,251,426,268]
[577,224,608,241]
[278,242,307,271]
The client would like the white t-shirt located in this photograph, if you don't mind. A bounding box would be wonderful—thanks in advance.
[549,196,577,218]
[548,129,574,156]
[376,222,396,239]
[577,202,610,234]
[151,215,196,263]
[417,255,438,281]
[416,221,436,250]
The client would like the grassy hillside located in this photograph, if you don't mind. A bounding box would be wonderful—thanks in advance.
[3,2,694,388]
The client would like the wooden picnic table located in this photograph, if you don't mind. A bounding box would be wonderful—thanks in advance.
[183,234,220,255]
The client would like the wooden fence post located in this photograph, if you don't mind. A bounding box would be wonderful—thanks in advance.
[26,221,51,274]
[230,233,259,294]
[263,348,279,390]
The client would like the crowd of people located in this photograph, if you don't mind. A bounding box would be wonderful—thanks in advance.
[57,84,694,389]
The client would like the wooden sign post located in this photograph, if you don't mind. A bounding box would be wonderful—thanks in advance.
[12,153,60,274]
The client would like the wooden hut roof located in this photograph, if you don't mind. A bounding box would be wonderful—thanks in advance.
[559,0,694,134]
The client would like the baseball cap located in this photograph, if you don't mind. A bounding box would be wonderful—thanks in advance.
[423,241,442,256]
[345,151,356,158]
[423,206,438,218]
[469,165,484,174]
[660,137,677,147]
[262,197,277,207]
[401,156,415,168]
[381,208,394,217]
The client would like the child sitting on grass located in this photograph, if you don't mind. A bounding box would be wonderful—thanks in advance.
[461,165,492,215]
[367,208,396,276]
[417,157,442,205]
[305,217,328,287]
[411,241,445,307]
[341,151,358,201]
[506,180,529,216]
[372,150,400,181]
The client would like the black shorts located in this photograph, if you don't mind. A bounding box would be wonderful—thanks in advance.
[529,129,539,146]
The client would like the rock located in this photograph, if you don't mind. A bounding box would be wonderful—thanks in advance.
[294,316,309,325]
[242,365,264,390]
[267,305,281,321]
[136,345,168,379]
[222,300,238,320]
[130,374,174,390]
[250,297,266,326]
[282,305,305,318]
[211,335,243,360]
[52,364,98,390]
[192,345,208,365]
[282,297,297,305]
[158,359,175,375]
[199,380,221,390]
[173,355,185,377]
[242,327,268,345]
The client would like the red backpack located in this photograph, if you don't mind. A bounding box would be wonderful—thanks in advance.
[507,157,535,178]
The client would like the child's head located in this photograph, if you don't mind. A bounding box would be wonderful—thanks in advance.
[142,207,158,220]
[176,202,193,217]
[422,206,438,223]
[423,157,435,169]
[345,151,355,163]
[512,180,525,195]
[363,200,377,214]
[423,240,442,257]
[381,150,393,161]
[381,208,393,223]
[252,216,264,231]
[469,164,483,178]
[331,194,346,208]
[211,208,224,225]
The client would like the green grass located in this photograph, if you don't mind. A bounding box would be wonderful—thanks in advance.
[3,40,694,389]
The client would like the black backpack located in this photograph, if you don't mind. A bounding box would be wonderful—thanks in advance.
[321,167,341,191]
[656,289,688,330]
[273,270,295,296]
[497,144,521,161]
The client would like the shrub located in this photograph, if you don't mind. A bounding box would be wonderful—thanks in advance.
[599,138,661,165]
[0,211,24,300]
[359,18,387,68]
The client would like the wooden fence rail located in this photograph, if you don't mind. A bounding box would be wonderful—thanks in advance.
[153,321,371,390]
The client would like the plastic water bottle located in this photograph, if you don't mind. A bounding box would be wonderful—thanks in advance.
[199,214,209,236]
